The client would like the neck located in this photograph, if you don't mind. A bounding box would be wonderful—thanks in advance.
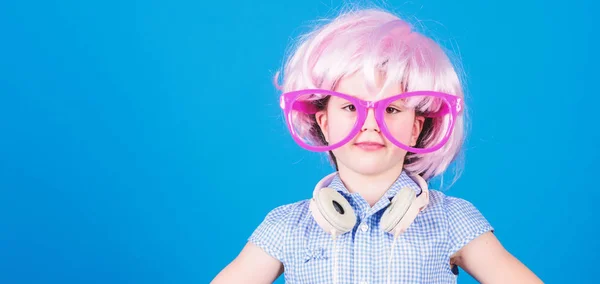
[337,163,405,207]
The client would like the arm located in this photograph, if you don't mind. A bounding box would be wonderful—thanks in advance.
[451,231,543,283]
[211,242,283,284]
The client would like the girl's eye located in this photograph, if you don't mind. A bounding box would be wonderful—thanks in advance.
[386,106,401,114]
[342,104,356,111]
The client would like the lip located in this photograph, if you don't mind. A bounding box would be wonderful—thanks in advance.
[354,142,385,151]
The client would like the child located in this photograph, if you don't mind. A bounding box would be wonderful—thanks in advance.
[212,7,542,284]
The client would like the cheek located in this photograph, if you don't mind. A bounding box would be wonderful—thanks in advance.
[325,113,356,140]
[385,118,415,144]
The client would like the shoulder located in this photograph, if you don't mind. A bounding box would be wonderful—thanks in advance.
[247,199,313,262]
[259,199,312,224]
[424,190,494,257]
[424,190,490,221]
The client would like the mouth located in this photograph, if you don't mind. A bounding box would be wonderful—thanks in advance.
[354,142,385,151]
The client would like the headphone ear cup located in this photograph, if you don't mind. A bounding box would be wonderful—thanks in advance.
[380,186,416,233]
[309,187,356,235]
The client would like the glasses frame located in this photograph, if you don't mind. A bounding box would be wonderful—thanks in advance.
[280,89,463,153]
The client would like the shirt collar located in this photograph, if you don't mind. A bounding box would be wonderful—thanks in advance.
[326,170,423,217]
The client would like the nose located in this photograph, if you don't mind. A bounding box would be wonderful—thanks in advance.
[361,109,380,132]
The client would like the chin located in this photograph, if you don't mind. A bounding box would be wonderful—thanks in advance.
[352,166,389,176]
[341,156,396,176]
[332,146,406,175]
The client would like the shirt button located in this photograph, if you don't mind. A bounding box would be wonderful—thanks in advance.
[360,223,368,232]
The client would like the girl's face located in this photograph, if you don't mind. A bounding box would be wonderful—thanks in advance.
[315,72,425,176]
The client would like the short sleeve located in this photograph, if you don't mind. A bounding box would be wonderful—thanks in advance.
[445,196,494,258]
[248,203,296,262]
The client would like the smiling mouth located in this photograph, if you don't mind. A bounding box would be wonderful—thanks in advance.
[354,142,385,151]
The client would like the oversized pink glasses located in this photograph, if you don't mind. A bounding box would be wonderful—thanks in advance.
[280,89,463,154]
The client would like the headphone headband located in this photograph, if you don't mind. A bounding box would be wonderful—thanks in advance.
[312,172,428,199]
[312,172,338,196]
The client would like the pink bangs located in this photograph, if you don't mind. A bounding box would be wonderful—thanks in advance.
[275,7,467,182]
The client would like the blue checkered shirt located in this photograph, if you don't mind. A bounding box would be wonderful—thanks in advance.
[249,171,493,283]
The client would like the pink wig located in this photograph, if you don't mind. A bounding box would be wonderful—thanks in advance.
[275,8,467,182]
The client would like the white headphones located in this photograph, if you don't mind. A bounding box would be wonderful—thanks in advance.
[307,172,430,284]
[308,172,430,237]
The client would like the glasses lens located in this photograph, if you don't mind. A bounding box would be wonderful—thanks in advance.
[288,92,358,150]
[382,94,451,151]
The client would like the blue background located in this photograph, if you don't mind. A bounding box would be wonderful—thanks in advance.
[0,0,597,283]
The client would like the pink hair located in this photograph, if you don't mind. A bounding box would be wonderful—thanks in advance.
[275,7,468,183]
